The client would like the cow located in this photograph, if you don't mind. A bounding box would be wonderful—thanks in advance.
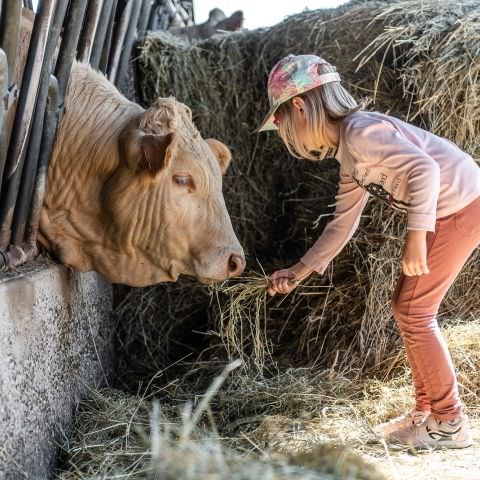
[169,8,244,41]
[38,62,245,287]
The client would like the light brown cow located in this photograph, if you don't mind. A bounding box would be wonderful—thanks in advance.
[38,61,245,286]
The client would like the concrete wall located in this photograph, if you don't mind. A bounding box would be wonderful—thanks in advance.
[0,259,114,480]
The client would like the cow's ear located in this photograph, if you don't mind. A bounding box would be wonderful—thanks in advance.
[206,138,231,174]
[139,133,176,175]
[123,129,176,176]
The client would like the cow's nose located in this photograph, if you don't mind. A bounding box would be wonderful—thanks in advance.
[227,253,245,278]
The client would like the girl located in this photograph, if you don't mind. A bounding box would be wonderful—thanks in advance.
[257,54,480,449]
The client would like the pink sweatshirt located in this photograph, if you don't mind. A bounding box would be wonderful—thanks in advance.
[301,110,480,274]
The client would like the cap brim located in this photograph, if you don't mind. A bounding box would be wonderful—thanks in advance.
[253,103,280,133]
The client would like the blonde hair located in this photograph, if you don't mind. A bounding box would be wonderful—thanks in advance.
[276,61,371,161]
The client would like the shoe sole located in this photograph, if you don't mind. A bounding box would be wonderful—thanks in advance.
[410,437,473,450]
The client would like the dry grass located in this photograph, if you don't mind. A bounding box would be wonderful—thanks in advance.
[354,0,480,155]
[56,1,480,478]
[57,315,480,478]
[56,361,390,480]
[121,0,480,380]
[211,271,272,369]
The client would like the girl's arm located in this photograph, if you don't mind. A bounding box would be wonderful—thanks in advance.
[268,172,369,296]
[300,171,370,273]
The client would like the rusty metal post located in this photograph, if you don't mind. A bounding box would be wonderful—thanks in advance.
[107,0,133,82]
[147,1,159,31]
[0,76,58,269]
[15,0,89,258]
[0,0,58,249]
[25,75,59,248]
[137,0,153,37]
[10,0,69,247]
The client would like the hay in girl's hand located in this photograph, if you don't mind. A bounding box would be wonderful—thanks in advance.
[212,270,273,370]
[211,271,332,371]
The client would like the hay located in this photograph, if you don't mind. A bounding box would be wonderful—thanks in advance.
[58,2,480,476]
[57,318,480,478]
[211,271,272,370]
[354,0,480,154]
[56,362,389,480]
[120,0,480,379]
[113,278,212,387]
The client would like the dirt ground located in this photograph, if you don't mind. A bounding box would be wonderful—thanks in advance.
[367,419,480,480]
[251,406,479,480]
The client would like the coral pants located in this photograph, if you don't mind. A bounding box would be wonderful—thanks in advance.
[392,193,480,421]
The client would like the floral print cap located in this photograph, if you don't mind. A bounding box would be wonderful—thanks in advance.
[255,54,341,133]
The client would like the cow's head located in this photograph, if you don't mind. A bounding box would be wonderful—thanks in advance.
[95,98,245,286]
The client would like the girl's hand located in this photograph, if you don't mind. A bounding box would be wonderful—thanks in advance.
[267,261,313,296]
[402,230,430,276]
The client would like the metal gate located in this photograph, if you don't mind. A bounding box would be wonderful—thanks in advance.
[0,0,192,270]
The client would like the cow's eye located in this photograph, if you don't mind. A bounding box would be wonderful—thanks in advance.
[173,174,195,190]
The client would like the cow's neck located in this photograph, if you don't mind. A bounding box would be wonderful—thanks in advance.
[41,63,148,276]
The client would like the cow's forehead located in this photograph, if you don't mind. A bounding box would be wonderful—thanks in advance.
[174,117,222,184]
[142,100,222,184]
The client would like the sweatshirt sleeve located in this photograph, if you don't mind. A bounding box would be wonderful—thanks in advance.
[300,171,370,274]
[345,119,440,232]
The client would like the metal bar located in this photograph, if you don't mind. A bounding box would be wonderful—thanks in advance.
[10,0,68,247]
[0,0,22,86]
[0,243,35,269]
[25,75,59,248]
[107,0,133,82]
[147,1,159,31]
[89,0,114,69]
[77,0,104,63]
[0,48,8,174]
[25,0,90,246]
[98,0,118,73]
[10,93,47,246]
[0,0,21,185]
[0,0,58,249]
[137,0,152,37]
[0,76,60,270]
[55,0,89,99]
[114,0,142,89]
[147,3,156,31]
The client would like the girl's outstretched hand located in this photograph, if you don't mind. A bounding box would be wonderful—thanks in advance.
[268,261,313,296]
[402,230,430,276]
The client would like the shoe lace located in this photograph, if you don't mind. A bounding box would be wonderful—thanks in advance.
[411,412,429,430]
[412,411,427,424]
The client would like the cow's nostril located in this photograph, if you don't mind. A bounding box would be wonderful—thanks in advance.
[228,256,238,272]
[228,254,245,277]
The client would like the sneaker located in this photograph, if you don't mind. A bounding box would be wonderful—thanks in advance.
[375,409,430,439]
[389,412,473,449]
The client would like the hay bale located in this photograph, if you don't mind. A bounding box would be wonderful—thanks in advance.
[116,0,480,378]
[114,279,212,387]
